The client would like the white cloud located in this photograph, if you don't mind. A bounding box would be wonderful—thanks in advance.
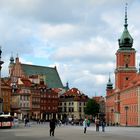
[38,23,76,40]
[51,36,116,64]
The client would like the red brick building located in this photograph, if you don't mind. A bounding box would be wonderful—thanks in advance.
[106,6,140,126]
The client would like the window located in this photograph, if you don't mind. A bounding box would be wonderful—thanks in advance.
[64,107,67,112]
[126,77,129,80]
[71,108,74,112]
[79,107,81,112]
[125,64,128,68]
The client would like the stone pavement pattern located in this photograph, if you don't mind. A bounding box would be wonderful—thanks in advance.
[0,123,140,140]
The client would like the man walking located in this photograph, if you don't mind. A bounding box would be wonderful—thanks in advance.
[49,118,56,136]
[83,119,87,134]
[101,118,106,132]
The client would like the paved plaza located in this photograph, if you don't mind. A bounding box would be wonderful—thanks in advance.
[0,123,140,140]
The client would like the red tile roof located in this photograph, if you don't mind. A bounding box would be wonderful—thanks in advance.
[61,88,88,101]
[20,78,32,87]
[63,88,82,96]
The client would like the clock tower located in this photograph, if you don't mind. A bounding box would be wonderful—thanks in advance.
[115,4,137,90]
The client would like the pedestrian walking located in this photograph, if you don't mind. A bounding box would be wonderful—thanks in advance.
[101,119,106,132]
[95,117,100,132]
[27,117,30,127]
[24,117,27,127]
[83,119,87,134]
[49,118,56,136]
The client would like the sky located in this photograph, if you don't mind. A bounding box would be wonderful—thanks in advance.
[1,0,140,97]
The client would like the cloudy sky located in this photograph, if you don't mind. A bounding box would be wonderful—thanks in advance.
[1,0,140,97]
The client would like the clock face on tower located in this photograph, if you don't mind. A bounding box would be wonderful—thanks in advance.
[124,55,130,64]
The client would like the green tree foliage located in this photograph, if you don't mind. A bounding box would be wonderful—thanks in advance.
[84,99,99,116]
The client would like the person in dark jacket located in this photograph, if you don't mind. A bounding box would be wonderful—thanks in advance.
[49,118,56,136]
[101,119,106,132]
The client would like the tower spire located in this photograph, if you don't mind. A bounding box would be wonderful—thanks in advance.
[118,3,133,49]
[10,52,14,64]
[106,73,113,90]
[124,3,128,29]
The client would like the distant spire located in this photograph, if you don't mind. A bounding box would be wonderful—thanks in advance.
[66,81,69,88]
[66,81,69,90]
[10,52,14,64]
[106,73,113,90]
[15,53,19,63]
[124,3,128,29]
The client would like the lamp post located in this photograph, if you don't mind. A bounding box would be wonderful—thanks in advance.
[0,47,4,113]
[125,106,129,126]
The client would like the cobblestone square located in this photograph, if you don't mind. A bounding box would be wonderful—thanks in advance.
[0,123,140,140]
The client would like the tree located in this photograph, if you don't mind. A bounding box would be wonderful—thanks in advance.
[84,99,99,117]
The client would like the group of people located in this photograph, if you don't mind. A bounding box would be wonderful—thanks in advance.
[83,117,106,134]
[49,117,106,136]
[95,117,106,132]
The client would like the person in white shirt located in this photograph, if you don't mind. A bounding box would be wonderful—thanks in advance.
[83,119,87,133]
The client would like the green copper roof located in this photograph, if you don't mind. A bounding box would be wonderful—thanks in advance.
[106,75,113,90]
[118,27,133,48]
[21,64,64,88]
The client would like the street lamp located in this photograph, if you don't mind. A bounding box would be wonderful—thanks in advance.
[0,47,4,113]
[125,106,129,126]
